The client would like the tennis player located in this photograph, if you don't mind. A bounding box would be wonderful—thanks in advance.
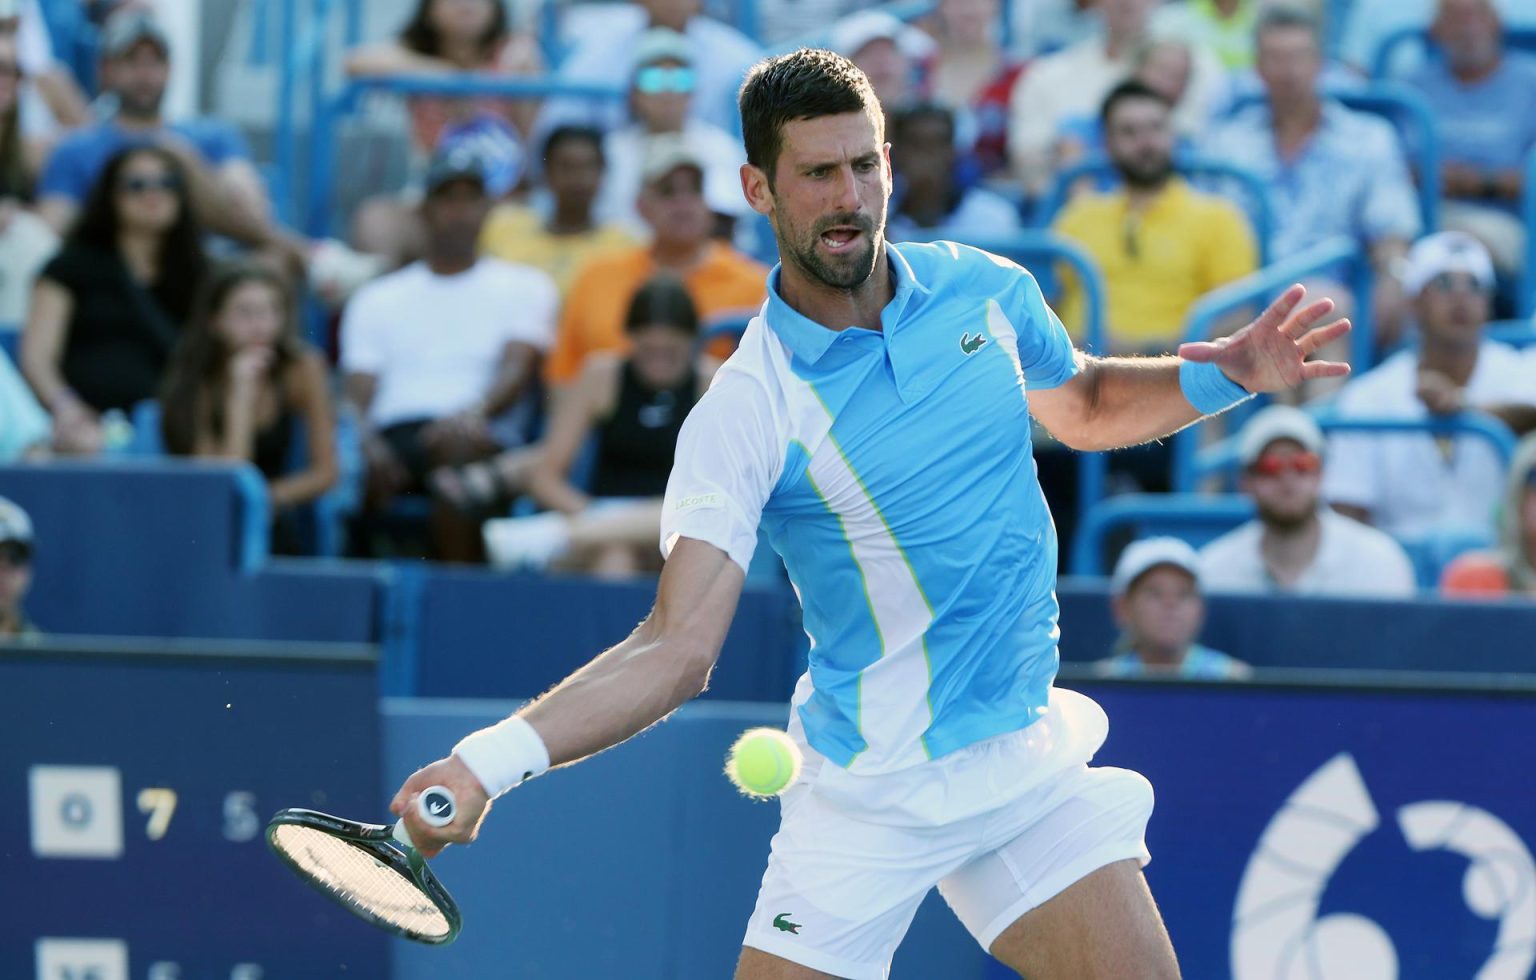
[393,49,1350,978]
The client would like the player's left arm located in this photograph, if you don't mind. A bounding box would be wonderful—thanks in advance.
[1028,285,1351,451]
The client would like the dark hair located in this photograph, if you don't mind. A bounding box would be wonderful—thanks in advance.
[542,125,604,166]
[623,276,698,336]
[160,263,301,456]
[399,0,508,60]
[69,145,208,323]
[738,48,879,187]
[0,80,26,201]
[1255,5,1321,47]
[1099,79,1172,126]
[890,102,954,144]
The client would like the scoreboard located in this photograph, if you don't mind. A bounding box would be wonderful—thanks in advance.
[1,637,388,980]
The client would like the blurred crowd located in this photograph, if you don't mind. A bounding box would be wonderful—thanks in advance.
[1,0,1535,666]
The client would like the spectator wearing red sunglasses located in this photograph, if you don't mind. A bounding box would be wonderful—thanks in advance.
[1199,406,1417,596]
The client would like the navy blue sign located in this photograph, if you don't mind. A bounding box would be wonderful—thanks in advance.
[1,641,387,980]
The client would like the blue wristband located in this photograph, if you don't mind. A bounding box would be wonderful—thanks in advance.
[1179,359,1253,416]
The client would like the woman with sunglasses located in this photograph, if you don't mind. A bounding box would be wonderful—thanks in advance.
[159,263,338,553]
[20,145,207,454]
[593,28,746,241]
[0,31,58,326]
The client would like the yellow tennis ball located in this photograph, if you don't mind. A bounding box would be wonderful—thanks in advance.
[725,727,802,798]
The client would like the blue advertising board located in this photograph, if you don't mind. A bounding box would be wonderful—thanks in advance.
[1,639,388,980]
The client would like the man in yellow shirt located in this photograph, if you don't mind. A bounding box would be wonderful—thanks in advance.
[479,126,637,295]
[1054,80,1257,354]
[546,135,767,385]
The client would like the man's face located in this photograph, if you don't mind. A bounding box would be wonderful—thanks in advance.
[1256,26,1321,105]
[1104,96,1174,188]
[1434,0,1502,72]
[642,0,699,32]
[853,38,911,110]
[1116,565,1203,653]
[0,539,31,619]
[891,113,954,190]
[1414,271,1490,345]
[639,164,712,248]
[631,58,693,133]
[545,138,604,214]
[1243,439,1323,530]
[105,40,169,117]
[752,110,890,292]
[420,178,491,252]
[1136,42,1191,105]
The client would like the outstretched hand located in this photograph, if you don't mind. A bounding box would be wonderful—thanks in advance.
[1178,284,1352,395]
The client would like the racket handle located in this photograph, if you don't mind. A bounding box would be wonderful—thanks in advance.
[391,785,457,849]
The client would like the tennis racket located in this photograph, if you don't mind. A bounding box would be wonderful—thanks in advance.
[266,785,463,945]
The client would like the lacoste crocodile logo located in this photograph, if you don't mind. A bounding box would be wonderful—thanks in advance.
[960,332,987,355]
[773,913,802,934]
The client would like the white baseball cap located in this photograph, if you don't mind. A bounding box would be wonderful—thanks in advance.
[0,496,33,546]
[1111,537,1201,593]
[1237,405,1325,466]
[829,10,936,61]
[1402,231,1494,296]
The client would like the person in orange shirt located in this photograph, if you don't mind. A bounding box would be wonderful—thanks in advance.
[545,134,767,387]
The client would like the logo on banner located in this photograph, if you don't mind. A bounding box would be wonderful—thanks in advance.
[1231,753,1536,979]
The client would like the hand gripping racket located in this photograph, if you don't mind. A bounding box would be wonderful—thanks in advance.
[266,785,463,944]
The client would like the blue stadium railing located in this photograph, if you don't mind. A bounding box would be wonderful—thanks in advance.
[1169,236,1374,492]
[1069,492,1254,576]
[302,75,626,240]
[1035,156,1277,265]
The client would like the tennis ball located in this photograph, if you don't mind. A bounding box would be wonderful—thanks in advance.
[725,727,802,798]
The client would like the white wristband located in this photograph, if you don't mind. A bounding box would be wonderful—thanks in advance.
[453,716,551,799]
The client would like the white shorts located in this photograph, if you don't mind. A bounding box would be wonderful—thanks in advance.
[740,695,1154,979]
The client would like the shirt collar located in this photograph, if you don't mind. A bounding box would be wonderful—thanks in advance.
[764,242,932,365]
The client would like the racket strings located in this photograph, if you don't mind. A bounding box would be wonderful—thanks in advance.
[270,824,452,939]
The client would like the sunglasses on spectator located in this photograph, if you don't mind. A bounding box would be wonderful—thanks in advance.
[1423,272,1487,295]
[0,540,31,566]
[1249,451,1322,477]
[119,174,181,194]
[634,66,696,95]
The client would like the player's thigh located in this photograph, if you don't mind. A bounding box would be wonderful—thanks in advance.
[735,946,838,979]
[989,858,1178,979]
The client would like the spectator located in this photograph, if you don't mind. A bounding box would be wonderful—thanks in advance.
[21,145,207,454]
[1202,8,1418,348]
[924,0,1026,175]
[479,126,637,294]
[1440,433,1536,598]
[1200,405,1418,596]
[1054,81,1257,353]
[159,264,339,550]
[830,10,936,115]
[1008,0,1223,197]
[0,495,38,640]
[1154,0,1260,71]
[0,0,89,145]
[541,0,761,136]
[1010,0,1102,59]
[1096,537,1251,679]
[0,30,57,326]
[1053,37,1203,174]
[0,343,48,459]
[1404,0,1536,283]
[545,137,766,388]
[885,103,1021,243]
[592,28,748,241]
[345,0,544,264]
[340,145,557,562]
[36,9,379,297]
[482,277,708,577]
[1324,232,1536,539]
[1340,0,1536,75]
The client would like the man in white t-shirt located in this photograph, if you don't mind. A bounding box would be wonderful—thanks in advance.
[1323,231,1536,539]
[1201,405,1418,596]
[341,145,558,561]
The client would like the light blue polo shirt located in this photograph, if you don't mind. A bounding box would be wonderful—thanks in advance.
[661,240,1081,774]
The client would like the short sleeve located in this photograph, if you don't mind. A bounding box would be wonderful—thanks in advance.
[194,122,253,166]
[37,138,91,203]
[1009,268,1080,391]
[498,268,559,351]
[39,245,87,292]
[338,288,388,375]
[1201,203,1259,291]
[660,378,781,574]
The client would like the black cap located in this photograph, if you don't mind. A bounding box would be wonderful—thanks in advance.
[424,143,488,195]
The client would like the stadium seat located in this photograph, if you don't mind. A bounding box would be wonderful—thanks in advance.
[1068,492,1254,576]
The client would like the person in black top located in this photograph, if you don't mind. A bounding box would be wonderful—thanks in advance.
[482,275,709,577]
[159,263,339,550]
[21,144,207,453]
